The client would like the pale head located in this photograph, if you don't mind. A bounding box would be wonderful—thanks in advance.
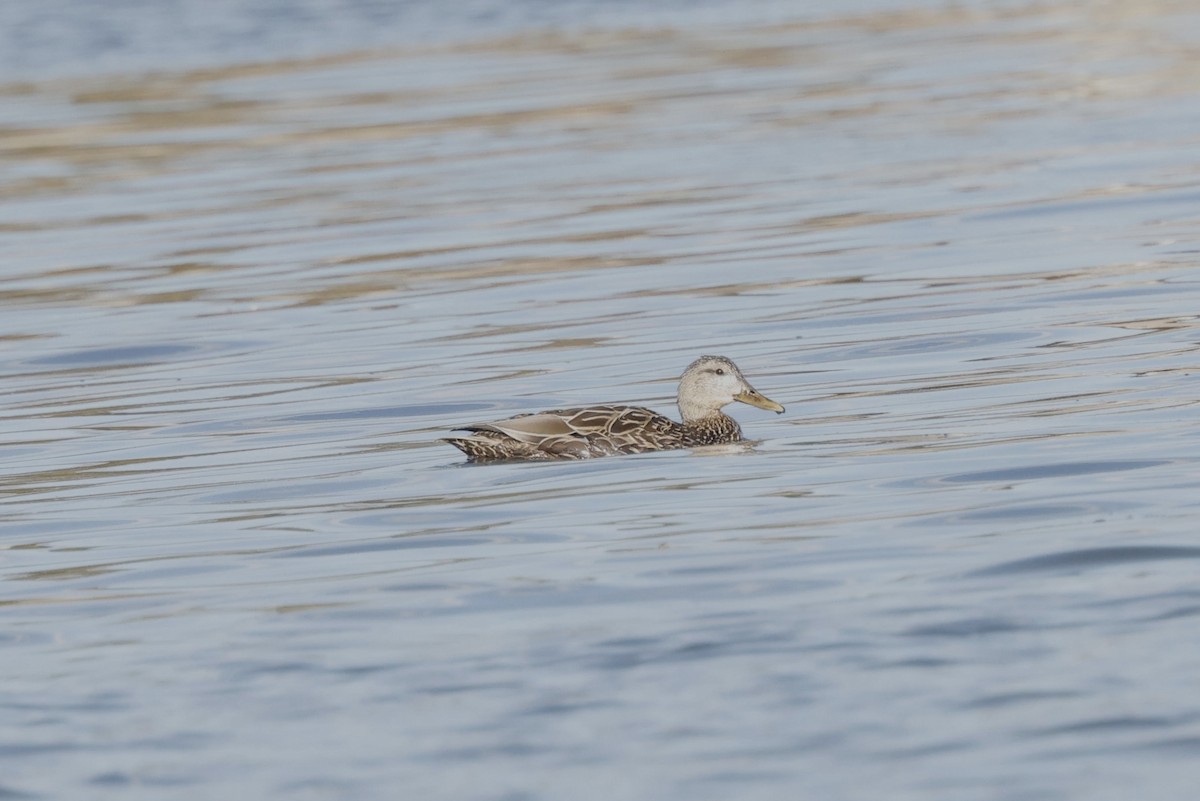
[676,355,785,423]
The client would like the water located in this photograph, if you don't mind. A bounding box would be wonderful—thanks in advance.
[4,2,1200,799]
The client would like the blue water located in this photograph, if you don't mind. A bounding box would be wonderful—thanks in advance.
[4,1,1200,800]
[0,0,899,78]
[0,0,1053,80]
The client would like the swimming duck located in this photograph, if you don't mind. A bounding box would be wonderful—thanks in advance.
[443,355,784,461]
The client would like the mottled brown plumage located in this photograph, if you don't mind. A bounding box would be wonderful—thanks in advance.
[443,356,784,461]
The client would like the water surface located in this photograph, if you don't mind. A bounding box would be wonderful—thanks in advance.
[4,2,1200,800]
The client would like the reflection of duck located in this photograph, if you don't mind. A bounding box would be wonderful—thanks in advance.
[443,355,785,461]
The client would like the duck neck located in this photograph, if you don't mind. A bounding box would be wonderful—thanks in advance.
[679,409,742,445]
[678,397,724,424]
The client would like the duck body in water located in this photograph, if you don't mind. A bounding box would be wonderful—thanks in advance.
[442,355,784,461]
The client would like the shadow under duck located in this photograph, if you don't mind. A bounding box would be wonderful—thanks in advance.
[443,355,784,461]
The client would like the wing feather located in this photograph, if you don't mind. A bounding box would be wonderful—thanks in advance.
[452,404,683,459]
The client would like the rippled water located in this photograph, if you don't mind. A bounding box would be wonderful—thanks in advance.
[5,2,1200,799]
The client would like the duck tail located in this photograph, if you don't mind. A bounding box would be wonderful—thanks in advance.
[441,436,539,461]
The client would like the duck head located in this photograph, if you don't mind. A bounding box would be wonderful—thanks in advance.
[676,355,785,423]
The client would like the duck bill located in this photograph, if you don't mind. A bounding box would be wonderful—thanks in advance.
[735,388,785,414]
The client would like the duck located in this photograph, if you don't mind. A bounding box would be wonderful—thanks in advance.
[443,355,784,461]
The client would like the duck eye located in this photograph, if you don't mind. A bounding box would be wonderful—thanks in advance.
[714,368,725,375]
